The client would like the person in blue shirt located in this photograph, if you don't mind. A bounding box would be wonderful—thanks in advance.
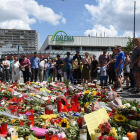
[115,46,125,92]
[10,56,14,82]
[30,52,40,82]
[64,52,74,84]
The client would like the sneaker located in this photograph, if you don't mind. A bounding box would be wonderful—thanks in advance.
[116,88,123,92]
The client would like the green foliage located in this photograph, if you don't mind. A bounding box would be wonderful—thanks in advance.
[64,79,69,87]
[48,77,52,83]
[66,124,79,140]
[82,93,93,104]
[123,37,134,52]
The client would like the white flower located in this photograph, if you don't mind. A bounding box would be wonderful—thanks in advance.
[36,95,41,98]
[8,128,16,134]
[131,106,136,110]
[42,97,48,101]
[124,103,131,108]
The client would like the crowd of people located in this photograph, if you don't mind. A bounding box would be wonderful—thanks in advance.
[0,38,140,93]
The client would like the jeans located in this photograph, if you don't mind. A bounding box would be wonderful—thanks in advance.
[3,69,10,82]
[49,69,55,82]
[66,69,74,84]
[31,68,38,82]
[45,70,50,81]
[73,69,81,85]
[23,68,29,83]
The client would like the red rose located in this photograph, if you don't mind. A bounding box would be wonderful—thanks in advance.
[46,100,50,104]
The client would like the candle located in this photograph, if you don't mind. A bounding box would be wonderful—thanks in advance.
[11,132,18,140]
[77,117,83,128]
[19,121,24,126]
[137,130,140,140]
[28,115,34,127]
[30,108,34,114]
[127,132,133,140]
[52,135,59,140]
[79,129,87,140]
[45,107,49,115]
[49,109,53,114]
[13,97,17,102]
[1,122,7,134]
[45,133,52,140]
[122,137,129,140]
[94,132,101,140]
[57,99,62,113]
[74,95,78,103]
[132,132,137,140]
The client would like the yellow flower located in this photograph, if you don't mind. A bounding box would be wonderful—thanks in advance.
[84,102,89,108]
[84,90,90,94]
[59,118,69,128]
[92,91,97,96]
[114,114,127,122]
[26,136,38,140]
[109,127,117,137]
[11,119,17,124]
[40,114,58,120]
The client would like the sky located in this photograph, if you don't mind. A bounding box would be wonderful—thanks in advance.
[0,0,140,48]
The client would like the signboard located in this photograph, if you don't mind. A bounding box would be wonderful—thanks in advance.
[52,30,74,43]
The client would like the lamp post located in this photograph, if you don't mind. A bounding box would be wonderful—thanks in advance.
[133,1,136,47]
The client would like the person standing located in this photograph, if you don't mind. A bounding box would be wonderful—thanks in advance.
[129,51,136,90]
[123,51,130,89]
[21,55,30,83]
[100,61,107,86]
[2,56,10,82]
[82,52,91,83]
[30,52,40,82]
[115,46,125,92]
[99,49,109,66]
[38,55,45,82]
[44,59,50,81]
[10,56,14,81]
[12,57,20,83]
[64,52,74,84]
[132,38,140,94]
[91,55,98,82]
[72,50,82,85]
[49,58,56,82]
[56,55,64,82]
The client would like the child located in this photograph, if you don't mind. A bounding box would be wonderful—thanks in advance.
[100,61,107,86]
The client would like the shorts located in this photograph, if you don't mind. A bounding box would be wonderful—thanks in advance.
[115,68,123,76]
[124,73,130,76]
[100,76,107,81]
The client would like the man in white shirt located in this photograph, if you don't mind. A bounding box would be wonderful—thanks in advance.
[2,56,10,82]
[38,55,45,82]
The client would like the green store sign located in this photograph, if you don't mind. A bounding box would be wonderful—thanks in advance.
[52,30,74,43]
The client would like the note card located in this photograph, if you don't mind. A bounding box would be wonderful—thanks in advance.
[84,108,109,140]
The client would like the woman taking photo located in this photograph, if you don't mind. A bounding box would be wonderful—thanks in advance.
[132,38,140,94]
[82,52,91,83]
[12,57,20,83]
[21,55,30,83]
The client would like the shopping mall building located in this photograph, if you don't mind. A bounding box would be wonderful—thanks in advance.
[1,30,129,59]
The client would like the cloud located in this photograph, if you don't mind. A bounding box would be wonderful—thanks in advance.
[0,0,66,29]
[84,24,118,37]
[84,0,140,36]
[61,18,66,24]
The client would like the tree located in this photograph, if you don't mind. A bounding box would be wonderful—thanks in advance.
[123,37,134,52]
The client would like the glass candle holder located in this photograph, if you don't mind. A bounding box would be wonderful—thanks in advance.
[30,109,34,114]
[45,107,49,115]
[77,117,83,128]
[1,122,7,134]
[49,109,53,114]
[57,100,62,113]
[45,133,52,140]
[11,132,18,140]
[51,135,59,140]
[28,115,34,126]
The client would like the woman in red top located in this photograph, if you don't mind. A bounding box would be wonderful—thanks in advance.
[20,55,30,83]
